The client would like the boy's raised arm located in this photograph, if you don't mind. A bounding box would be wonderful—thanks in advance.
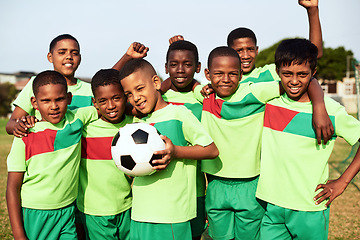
[6,172,27,240]
[307,78,334,144]
[314,141,360,206]
[299,0,323,58]
[112,42,149,71]
[6,107,37,138]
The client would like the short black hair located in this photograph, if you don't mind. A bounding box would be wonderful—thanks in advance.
[227,27,257,47]
[118,59,156,81]
[33,70,67,96]
[91,69,122,96]
[166,40,199,64]
[49,34,80,53]
[275,38,318,72]
[207,46,241,70]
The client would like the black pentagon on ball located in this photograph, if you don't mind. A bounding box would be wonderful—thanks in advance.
[131,129,149,144]
[121,155,136,170]
[112,132,120,146]
[149,154,163,167]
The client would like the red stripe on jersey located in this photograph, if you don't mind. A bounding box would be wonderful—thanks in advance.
[81,137,113,160]
[22,129,57,161]
[166,101,185,106]
[203,94,223,119]
[264,104,299,131]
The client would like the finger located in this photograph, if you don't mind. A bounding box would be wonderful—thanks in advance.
[315,127,322,145]
[325,197,334,207]
[315,184,324,192]
[314,189,326,201]
[322,128,329,145]
[315,193,330,205]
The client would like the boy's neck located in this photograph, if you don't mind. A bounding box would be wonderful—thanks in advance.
[64,75,77,86]
[151,96,169,114]
[170,79,197,93]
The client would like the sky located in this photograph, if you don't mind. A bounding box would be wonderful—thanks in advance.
[0,0,359,82]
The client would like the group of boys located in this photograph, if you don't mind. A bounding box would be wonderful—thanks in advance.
[5,1,360,240]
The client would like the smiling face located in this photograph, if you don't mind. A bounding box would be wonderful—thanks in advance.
[122,70,166,115]
[165,50,201,92]
[277,61,316,102]
[230,37,258,74]
[47,39,81,83]
[93,84,126,124]
[205,55,242,98]
[31,84,71,124]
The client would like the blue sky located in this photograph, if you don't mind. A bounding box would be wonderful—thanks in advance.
[0,0,359,82]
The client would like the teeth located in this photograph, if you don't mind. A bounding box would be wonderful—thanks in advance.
[242,62,250,66]
[64,63,72,67]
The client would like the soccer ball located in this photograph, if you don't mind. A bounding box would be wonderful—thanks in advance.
[111,123,165,177]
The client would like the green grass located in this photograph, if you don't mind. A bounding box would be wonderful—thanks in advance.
[0,117,359,239]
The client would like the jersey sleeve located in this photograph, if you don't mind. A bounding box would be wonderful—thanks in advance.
[181,107,213,147]
[7,138,26,172]
[13,76,36,114]
[248,81,280,104]
[334,106,360,146]
[73,106,99,125]
[193,84,205,103]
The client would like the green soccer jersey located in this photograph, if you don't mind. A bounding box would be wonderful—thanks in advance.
[78,116,134,216]
[241,63,280,84]
[194,81,280,178]
[256,94,360,211]
[162,89,205,198]
[7,106,98,210]
[13,76,93,117]
[131,104,213,224]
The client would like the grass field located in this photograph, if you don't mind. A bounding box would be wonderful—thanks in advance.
[0,118,359,239]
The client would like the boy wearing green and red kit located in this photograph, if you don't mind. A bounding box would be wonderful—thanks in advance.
[6,70,98,240]
[119,58,218,240]
[78,69,134,239]
[256,38,360,240]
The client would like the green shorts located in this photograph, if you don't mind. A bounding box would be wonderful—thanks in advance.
[22,202,77,240]
[79,208,131,240]
[190,196,207,237]
[130,220,192,240]
[260,203,330,240]
[205,175,266,240]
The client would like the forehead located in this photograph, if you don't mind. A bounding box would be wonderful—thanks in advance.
[94,84,123,98]
[279,61,312,71]
[231,37,256,49]
[122,70,153,89]
[211,56,240,70]
[52,39,80,51]
[36,83,67,97]
[168,49,196,62]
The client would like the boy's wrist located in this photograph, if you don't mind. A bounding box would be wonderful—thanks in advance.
[307,6,319,15]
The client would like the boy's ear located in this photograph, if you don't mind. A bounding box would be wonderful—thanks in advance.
[31,96,38,110]
[196,62,201,73]
[67,92,72,106]
[152,75,162,90]
[312,67,317,77]
[165,63,169,74]
[92,97,99,110]
[47,52,53,63]
[204,68,211,81]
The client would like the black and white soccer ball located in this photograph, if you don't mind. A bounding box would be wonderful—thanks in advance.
[111,123,165,177]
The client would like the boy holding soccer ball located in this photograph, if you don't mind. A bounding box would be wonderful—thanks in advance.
[6,70,98,240]
[119,58,218,240]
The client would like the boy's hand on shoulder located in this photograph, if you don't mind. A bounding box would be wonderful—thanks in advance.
[312,105,334,145]
[13,116,39,138]
[201,84,215,99]
[126,42,149,59]
[314,179,348,207]
[299,0,318,9]
[169,35,184,45]
[151,135,174,170]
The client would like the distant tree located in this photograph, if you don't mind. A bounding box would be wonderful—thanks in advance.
[255,39,353,80]
[0,82,17,117]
